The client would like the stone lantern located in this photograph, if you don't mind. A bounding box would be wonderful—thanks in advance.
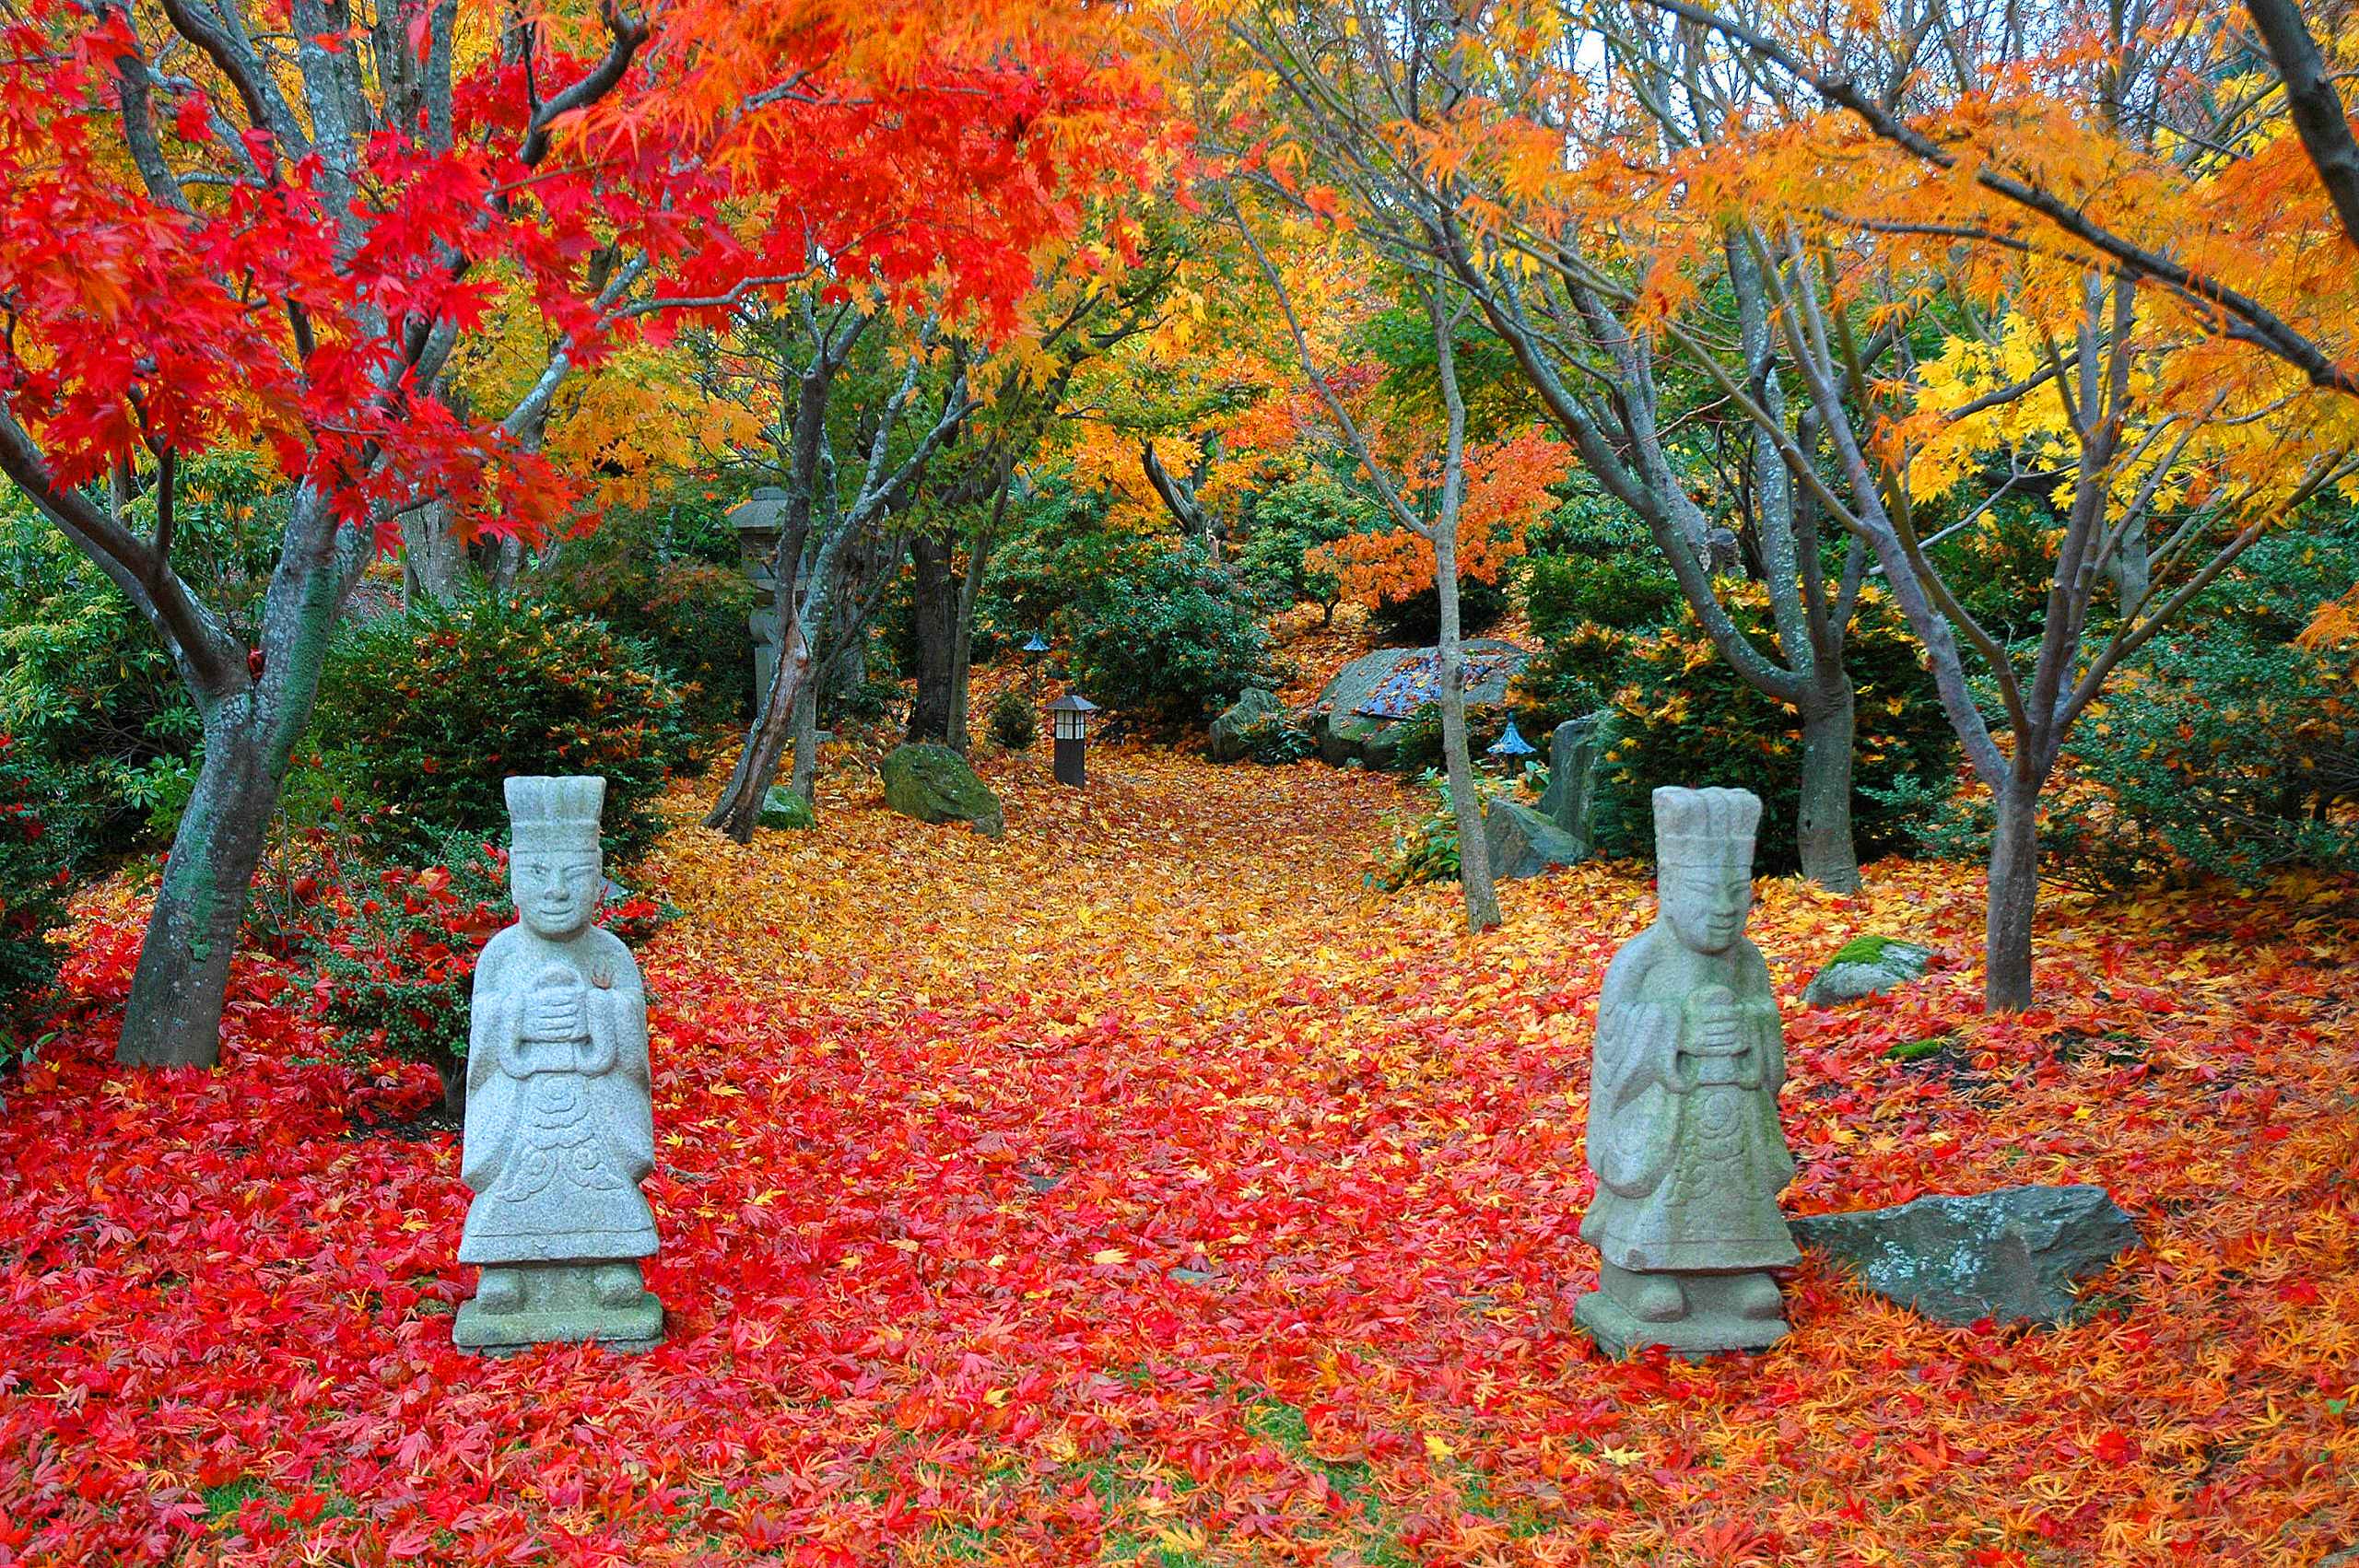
[1048,693,1098,789]
[728,487,789,707]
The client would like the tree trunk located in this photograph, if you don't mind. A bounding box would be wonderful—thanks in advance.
[1984,784,2040,1012]
[789,673,820,802]
[1795,677,1861,893]
[401,497,467,609]
[906,531,958,747]
[705,610,810,843]
[946,529,995,752]
[1435,534,1501,932]
[114,702,284,1066]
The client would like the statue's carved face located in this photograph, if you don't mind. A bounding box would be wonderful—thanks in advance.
[513,849,602,938]
[1661,862,1750,955]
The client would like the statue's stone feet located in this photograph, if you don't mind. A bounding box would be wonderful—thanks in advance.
[475,1267,525,1315]
[1578,1271,1790,1361]
[1630,1274,1687,1323]
[454,1260,663,1355]
[1731,1271,1783,1321]
[593,1261,643,1308]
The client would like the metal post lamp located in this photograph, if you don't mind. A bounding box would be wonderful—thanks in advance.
[1049,693,1099,788]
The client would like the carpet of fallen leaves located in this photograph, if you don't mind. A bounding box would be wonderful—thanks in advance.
[4,743,2357,1568]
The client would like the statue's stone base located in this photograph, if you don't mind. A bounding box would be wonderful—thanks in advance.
[1576,1278,1789,1361]
[453,1263,663,1355]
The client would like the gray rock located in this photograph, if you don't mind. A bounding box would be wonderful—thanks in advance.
[1207,687,1284,764]
[1803,935,1933,1006]
[1534,714,1606,848]
[1481,798,1588,881]
[757,785,815,831]
[1310,640,1529,770]
[1790,1184,2142,1326]
[880,743,1004,837]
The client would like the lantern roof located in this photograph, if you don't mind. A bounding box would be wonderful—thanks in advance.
[1487,718,1539,756]
[1047,693,1099,713]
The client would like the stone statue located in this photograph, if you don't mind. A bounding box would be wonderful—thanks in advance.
[453,775,663,1353]
[1576,785,1799,1357]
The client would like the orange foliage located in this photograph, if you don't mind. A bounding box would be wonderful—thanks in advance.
[1309,428,1572,603]
[5,739,2356,1564]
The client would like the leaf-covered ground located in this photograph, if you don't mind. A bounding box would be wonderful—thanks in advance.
[3,747,2356,1566]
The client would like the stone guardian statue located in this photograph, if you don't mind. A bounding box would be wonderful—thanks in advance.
[1576,785,1799,1356]
[453,775,663,1352]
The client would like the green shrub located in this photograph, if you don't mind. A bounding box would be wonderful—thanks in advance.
[1367,575,1512,644]
[1389,702,1519,775]
[0,451,283,856]
[0,737,73,1061]
[534,505,757,729]
[2042,528,2359,889]
[1508,623,1621,735]
[1232,711,1315,765]
[1063,542,1280,726]
[1582,587,1955,872]
[986,688,1039,751]
[1233,474,1365,618]
[1520,550,1682,639]
[314,595,695,865]
[1369,768,1529,890]
[249,822,668,1106]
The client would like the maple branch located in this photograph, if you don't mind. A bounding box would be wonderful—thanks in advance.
[0,408,240,695]
[2243,0,2359,253]
[521,1,650,168]
[1638,0,2359,397]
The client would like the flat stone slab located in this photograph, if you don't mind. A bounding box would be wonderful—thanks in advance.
[1576,1282,1789,1361]
[1790,1184,2141,1325]
[454,1292,664,1355]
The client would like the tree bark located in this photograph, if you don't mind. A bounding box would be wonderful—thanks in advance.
[1436,533,1502,932]
[705,606,810,843]
[788,672,820,802]
[1794,677,1861,893]
[906,531,958,747]
[1983,784,2040,1012]
[946,527,995,751]
[114,702,284,1065]
[401,496,468,609]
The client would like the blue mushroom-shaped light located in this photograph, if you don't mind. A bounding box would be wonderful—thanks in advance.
[1022,632,1051,656]
[1486,717,1539,761]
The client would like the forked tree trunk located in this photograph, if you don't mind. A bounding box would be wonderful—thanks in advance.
[706,611,811,843]
[401,497,467,609]
[1984,783,2041,1012]
[1795,677,1860,894]
[1435,533,1501,932]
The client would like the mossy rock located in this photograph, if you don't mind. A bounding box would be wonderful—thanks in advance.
[757,787,816,831]
[1805,935,1933,1007]
[879,743,1004,838]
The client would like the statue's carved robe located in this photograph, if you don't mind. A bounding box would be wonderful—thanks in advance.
[458,924,657,1265]
[1582,926,1799,1274]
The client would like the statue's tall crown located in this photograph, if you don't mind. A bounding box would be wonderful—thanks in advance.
[505,775,606,854]
[1652,785,1760,872]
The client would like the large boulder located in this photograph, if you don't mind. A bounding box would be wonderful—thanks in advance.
[1534,714,1606,849]
[1481,798,1588,881]
[1207,687,1285,764]
[879,743,1004,837]
[1311,640,1529,770]
[1804,934,1934,1005]
[1790,1184,2142,1326]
